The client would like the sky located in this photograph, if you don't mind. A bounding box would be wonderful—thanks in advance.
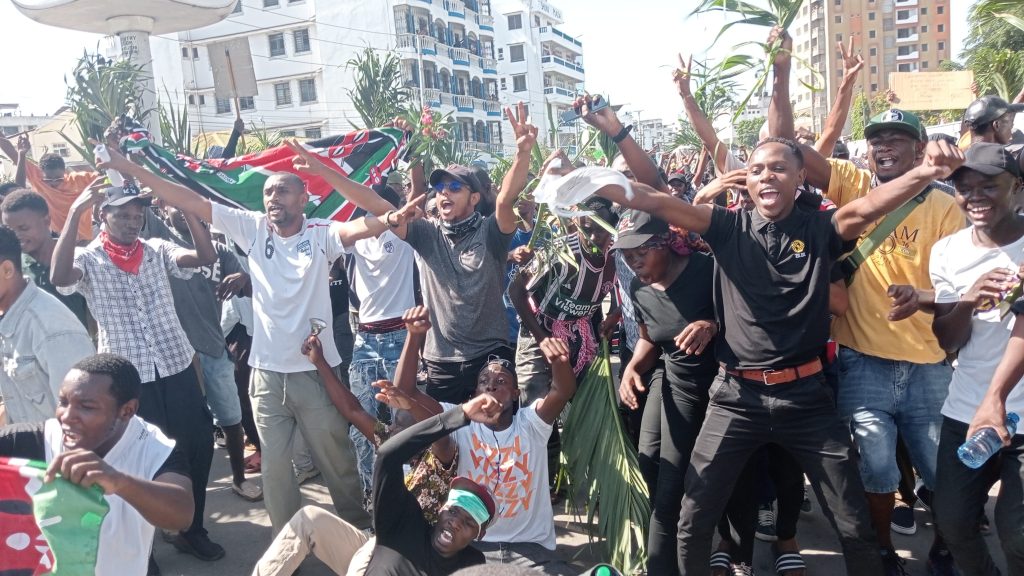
[0,0,977,124]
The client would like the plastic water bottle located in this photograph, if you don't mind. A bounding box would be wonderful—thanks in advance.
[958,412,1019,469]
[93,144,125,187]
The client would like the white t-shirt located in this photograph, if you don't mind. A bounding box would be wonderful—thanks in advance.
[350,230,416,323]
[442,401,556,549]
[212,203,345,372]
[931,227,1024,426]
[43,416,174,576]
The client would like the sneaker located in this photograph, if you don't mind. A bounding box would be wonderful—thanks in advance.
[891,503,917,535]
[731,563,754,576]
[915,483,934,511]
[801,484,812,513]
[295,467,320,485]
[755,502,777,542]
[214,428,226,448]
[880,547,908,576]
[171,530,225,562]
[927,547,959,576]
[232,479,263,502]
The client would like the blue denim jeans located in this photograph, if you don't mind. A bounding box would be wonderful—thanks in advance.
[836,346,952,493]
[348,328,406,494]
[198,348,243,427]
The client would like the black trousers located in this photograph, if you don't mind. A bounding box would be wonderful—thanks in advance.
[677,370,881,575]
[934,417,1024,576]
[754,443,807,542]
[138,365,214,535]
[646,374,758,574]
[423,345,515,403]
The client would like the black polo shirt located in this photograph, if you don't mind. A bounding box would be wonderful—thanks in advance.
[702,205,851,370]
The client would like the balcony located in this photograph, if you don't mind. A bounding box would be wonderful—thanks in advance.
[459,140,507,157]
[393,0,434,5]
[477,13,494,31]
[894,0,918,6]
[895,11,919,25]
[478,56,497,74]
[444,0,465,17]
[896,50,920,61]
[896,32,919,43]
[541,55,584,80]
[450,47,471,66]
[544,85,576,104]
[475,98,501,116]
[454,94,474,112]
[397,34,439,56]
[539,26,583,54]
[423,88,442,107]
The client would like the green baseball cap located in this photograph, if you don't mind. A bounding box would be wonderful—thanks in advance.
[865,109,926,142]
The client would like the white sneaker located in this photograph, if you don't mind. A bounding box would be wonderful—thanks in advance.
[295,467,320,485]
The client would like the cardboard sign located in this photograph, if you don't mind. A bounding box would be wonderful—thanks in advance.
[887,71,975,111]
[208,37,258,99]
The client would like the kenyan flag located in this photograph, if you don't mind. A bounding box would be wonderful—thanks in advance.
[0,457,108,575]
[119,120,409,223]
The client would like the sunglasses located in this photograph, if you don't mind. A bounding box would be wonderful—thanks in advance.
[433,180,465,194]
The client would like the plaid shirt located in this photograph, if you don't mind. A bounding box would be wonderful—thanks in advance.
[57,238,195,382]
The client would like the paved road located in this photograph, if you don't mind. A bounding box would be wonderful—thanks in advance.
[151,446,1008,575]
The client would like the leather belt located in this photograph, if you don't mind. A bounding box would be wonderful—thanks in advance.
[724,358,823,386]
[357,317,406,334]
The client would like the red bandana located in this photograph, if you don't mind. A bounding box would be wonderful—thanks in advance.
[100,231,144,275]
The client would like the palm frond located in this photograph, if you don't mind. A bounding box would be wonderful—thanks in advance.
[346,47,411,129]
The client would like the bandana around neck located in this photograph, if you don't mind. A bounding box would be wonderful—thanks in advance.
[441,211,482,237]
[100,231,144,275]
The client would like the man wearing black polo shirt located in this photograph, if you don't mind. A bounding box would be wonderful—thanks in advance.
[598,136,965,575]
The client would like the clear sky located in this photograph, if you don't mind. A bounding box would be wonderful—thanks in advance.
[0,0,977,123]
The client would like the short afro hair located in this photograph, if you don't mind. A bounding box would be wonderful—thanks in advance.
[1,188,49,216]
[39,153,65,172]
[0,226,21,273]
[751,137,805,169]
[0,182,22,199]
[71,354,142,406]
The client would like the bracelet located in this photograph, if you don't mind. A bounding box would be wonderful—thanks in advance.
[384,210,399,228]
[612,124,634,144]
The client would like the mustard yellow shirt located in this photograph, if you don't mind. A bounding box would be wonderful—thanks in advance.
[825,159,965,364]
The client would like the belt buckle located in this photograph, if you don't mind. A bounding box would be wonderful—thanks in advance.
[761,369,781,385]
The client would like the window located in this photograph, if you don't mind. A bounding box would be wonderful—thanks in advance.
[299,78,317,103]
[897,27,913,39]
[921,43,928,52]
[198,95,206,106]
[869,12,876,20]
[922,61,929,69]
[280,130,296,137]
[898,63,913,72]
[871,83,878,91]
[834,0,840,5]
[216,98,232,114]
[835,15,842,23]
[507,13,522,30]
[896,9,909,19]
[274,82,292,106]
[509,44,524,62]
[938,41,945,51]
[835,33,843,42]
[269,33,286,57]
[263,0,278,6]
[871,65,878,74]
[938,24,944,32]
[293,29,311,53]
[869,30,876,38]
[497,47,504,60]
[937,6,944,14]
[921,25,928,33]
[870,47,877,56]
[512,74,526,92]
[920,7,927,14]
[897,45,915,56]
[53,144,70,158]
[192,47,199,59]
[534,15,540,27]
[500,77,507,90]
[181,47,189,58]
[305,127,322,139]
[239,96,255,110]
[188,94,196,105]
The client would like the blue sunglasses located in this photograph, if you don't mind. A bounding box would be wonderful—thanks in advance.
[433,180,465,194]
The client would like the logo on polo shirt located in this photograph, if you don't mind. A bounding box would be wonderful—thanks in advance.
[297,240,312,257]
[791,239,807,258]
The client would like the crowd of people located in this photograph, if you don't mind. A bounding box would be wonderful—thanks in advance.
[1,24,1024,576]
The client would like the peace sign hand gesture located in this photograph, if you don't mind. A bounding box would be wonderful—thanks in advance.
[673,54,693,98]
[506,101,538,154]
[837,36,864,81]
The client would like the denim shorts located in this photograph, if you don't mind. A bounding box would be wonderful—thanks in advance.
[836,346,951,493]
[348,328,406,493]
[198,348,243,427]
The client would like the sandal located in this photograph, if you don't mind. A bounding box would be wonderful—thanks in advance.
[232,479,264,502]
[710,551,732,576]
[774,550,806,576]
[244,452,261,473]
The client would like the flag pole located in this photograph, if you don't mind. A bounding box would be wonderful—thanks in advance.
[225,48,241,121]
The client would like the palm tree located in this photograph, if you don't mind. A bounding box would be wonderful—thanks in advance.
[346,47,412,130]
[962,0,1024,99]
[62,51,149,161]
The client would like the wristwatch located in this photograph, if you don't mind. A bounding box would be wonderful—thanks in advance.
[612,124,634,144]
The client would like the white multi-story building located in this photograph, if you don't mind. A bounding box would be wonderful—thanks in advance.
[149,0,584,161]
[493,0,583,153]
[636,118,676,155]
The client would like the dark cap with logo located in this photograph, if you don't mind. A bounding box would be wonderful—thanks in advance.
[952,142,1022,180]
[667,172,687,183]
[963,95,1024,129]
[865,109,926,142]
[611,209,669,250]
[429,164,483,194]
[100,184,150,210]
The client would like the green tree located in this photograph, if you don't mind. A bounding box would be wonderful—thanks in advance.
[733,117,763,147]
[961,0,1024,99]
[346,47,412,129]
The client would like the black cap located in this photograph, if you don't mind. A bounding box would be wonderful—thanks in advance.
[952,142,1023,180]
[428,164,483,194]
[100,184,150,210]
[611,209,668,250]
[963,95,1024,129]
[580,195,618,226]
[832,141,850,158]
[667,172,686,183]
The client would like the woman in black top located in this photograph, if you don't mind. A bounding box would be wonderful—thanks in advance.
[615,210,755,576]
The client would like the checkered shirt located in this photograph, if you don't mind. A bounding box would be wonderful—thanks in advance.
[57,238,195,382]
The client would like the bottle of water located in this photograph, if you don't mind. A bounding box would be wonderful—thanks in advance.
[93,144,125,187]
[958,412,1019,469]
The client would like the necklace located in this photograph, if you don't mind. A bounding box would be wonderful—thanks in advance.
[486,424,516,515]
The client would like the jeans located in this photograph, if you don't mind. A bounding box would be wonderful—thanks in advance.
[138,366,214,535]
[198,348,243,427]
[837,347,951,492]
[646,375,757,574]
[934,417,1024,576]
[473,541,572,575]
[348,328,406,494]
[677,370,881,576]
[423,345,515,403]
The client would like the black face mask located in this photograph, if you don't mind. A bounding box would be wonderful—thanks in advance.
[441,211,482,237]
